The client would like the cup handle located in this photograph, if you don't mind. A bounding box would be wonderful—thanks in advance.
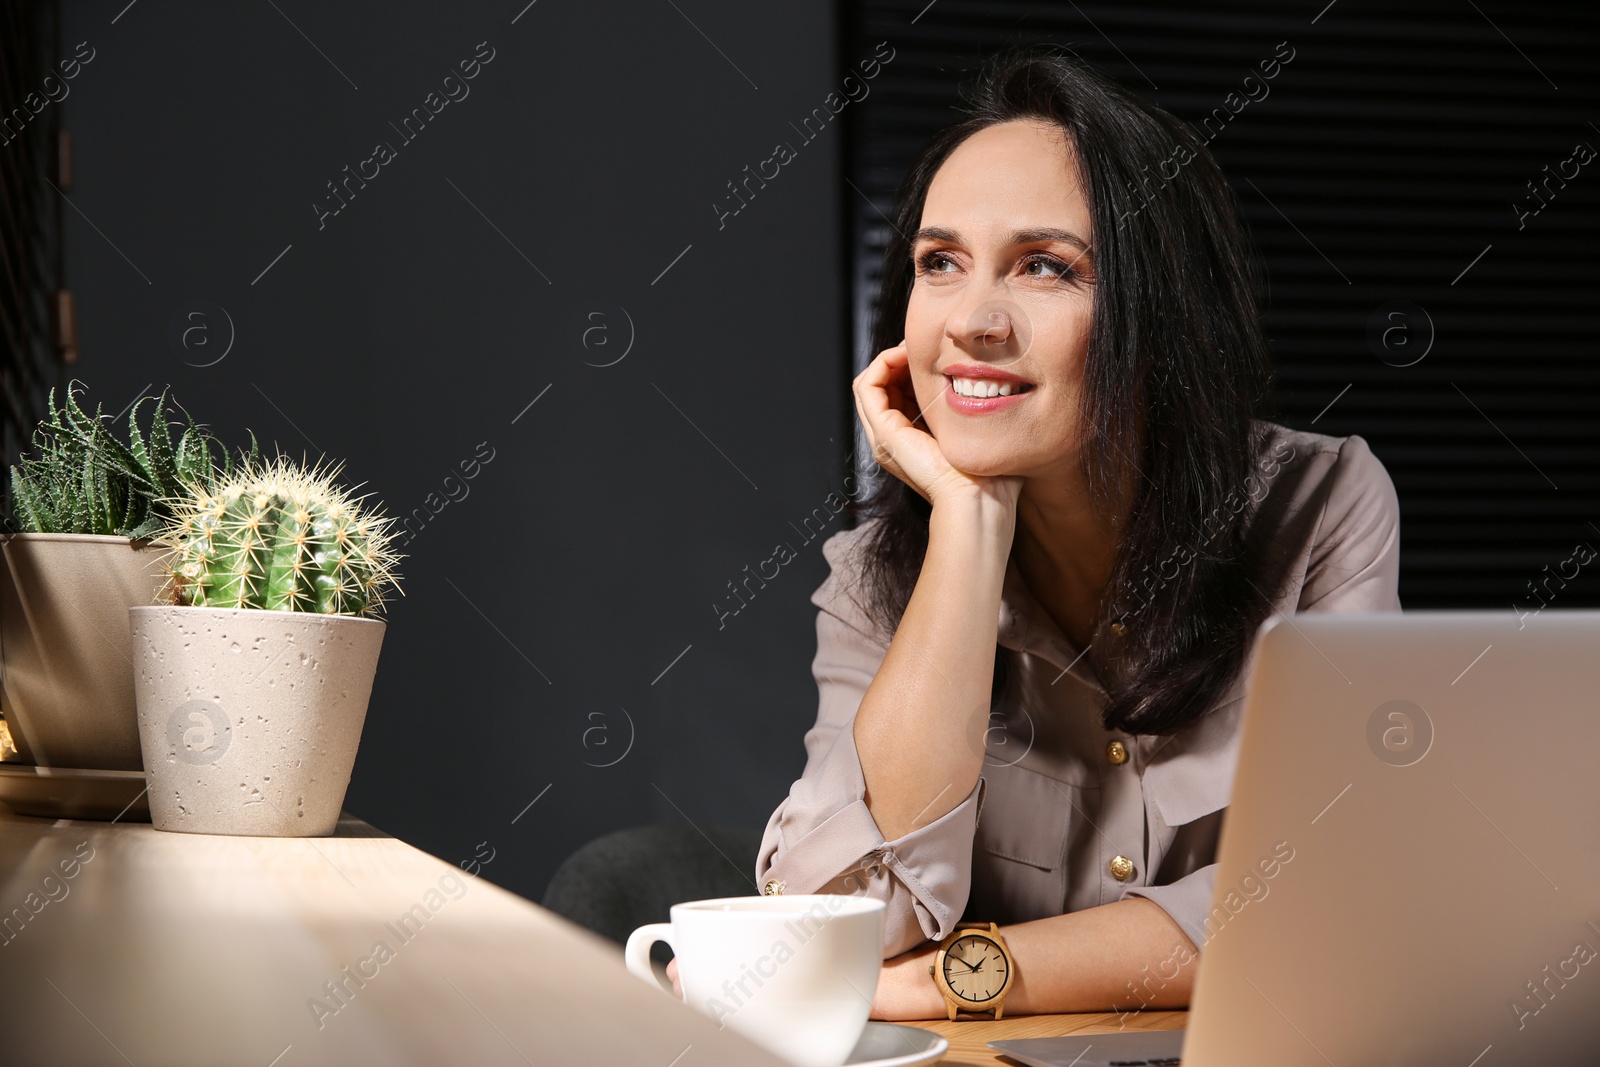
[623,922,678,997]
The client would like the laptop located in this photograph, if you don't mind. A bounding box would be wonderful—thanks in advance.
[991,610,1600,1067]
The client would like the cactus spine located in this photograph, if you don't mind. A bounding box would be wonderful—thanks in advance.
[160,457,402,617]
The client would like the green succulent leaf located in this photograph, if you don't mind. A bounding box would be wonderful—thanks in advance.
[144,398,177,490]
[4,381,263,538]
[69,461,93,532]
[11,467,51,531]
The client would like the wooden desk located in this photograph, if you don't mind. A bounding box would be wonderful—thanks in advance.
[914,1009,1186,1065]
[0,806,1185,1066]
[0,808,790,1067]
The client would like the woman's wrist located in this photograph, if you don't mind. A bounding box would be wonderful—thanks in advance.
[922,487,1016,621]
[871,943,947,1020]
[928,482,1019,561]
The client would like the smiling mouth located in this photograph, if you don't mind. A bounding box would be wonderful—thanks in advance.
[946,375,1036,399]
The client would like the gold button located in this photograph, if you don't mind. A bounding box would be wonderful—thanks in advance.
[762,878,784,896]
[1109,855,1135,881]
[1106,740,1128,766]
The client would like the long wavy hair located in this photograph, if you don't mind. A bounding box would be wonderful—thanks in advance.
[847,46,1277,736]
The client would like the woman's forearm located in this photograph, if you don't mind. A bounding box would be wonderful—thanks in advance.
[1002,897,1197,1015]
[852,490,1017,842]
[871,897,1199,1020]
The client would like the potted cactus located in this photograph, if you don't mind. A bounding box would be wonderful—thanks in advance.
[1,383,253,774]
[129,455,402,837]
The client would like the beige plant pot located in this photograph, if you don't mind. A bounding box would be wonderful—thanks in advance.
[0,533,169,770]
[129,605,386,837]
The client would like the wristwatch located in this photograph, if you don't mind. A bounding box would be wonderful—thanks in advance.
[929,921,1015,1020]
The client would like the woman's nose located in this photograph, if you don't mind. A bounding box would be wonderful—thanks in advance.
[949,293,1029,362]
[952,297,1013,348]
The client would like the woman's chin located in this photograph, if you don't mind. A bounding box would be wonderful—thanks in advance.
[940,447,1022,480]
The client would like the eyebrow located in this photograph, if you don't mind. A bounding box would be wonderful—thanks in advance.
[911,226,1091,252]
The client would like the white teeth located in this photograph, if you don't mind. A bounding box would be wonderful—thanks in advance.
[950,376,1026,398]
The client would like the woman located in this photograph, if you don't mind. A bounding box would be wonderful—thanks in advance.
[752,47,1402,1020]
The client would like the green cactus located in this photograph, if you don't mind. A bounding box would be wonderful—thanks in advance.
[158,456,402,618]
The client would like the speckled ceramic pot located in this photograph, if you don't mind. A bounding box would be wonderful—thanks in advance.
[128,605,385,837]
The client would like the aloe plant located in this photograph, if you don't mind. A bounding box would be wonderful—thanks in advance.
[6,383,258,538]
[157,455,402,618]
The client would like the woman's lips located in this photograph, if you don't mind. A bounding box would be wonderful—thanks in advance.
[944,374,1036,414]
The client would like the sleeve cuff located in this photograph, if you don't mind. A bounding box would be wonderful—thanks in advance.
[756,729,985,957]
[1122,864,1215,953]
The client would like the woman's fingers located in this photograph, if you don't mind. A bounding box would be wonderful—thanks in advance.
[853,341,954,504]
[855,344,910,428]
[879,347,923,427]
[853,343,912,476]
[666,957,682,998]
[851,339,1021,510]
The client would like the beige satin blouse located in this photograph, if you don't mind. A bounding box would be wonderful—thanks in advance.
[755,423,1403,958]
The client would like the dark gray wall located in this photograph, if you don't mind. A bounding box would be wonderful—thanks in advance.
[60,0,854,901]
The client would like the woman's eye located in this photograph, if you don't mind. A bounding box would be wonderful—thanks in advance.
[916,251,957,274]
[1022,254,1074,280]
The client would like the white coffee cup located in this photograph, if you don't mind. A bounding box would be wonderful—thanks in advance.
[624,894,885,1067]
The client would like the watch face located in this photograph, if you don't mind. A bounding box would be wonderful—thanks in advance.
[942,934,1008,1003]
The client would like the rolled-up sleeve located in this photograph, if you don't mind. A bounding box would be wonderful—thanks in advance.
[1124,865,1216,952]
[755,526,983,958]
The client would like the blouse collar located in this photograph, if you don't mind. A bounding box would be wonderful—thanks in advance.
[995,550,1108,696]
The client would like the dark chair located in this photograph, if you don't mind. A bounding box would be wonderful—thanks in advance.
[542,822,766,964]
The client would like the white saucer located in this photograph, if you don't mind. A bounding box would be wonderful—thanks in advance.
[845,1021,948,1066]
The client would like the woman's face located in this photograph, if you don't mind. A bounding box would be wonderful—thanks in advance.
[906,118,1096,479]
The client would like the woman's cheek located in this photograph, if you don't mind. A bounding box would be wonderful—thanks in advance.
[904,286,948,349]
